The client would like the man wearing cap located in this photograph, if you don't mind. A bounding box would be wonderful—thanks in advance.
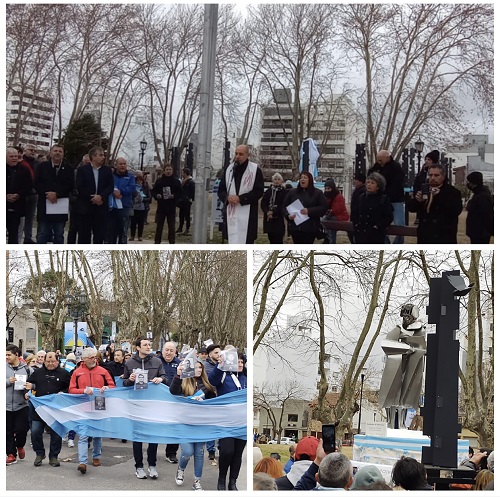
[122,337,167,479]
[294,440,354,490]
[197,347,208,363]
[408,163,462,243]
[466,171,493,244]
[275,436,319,490]
[69,347,115,475]
[349,465,386,490]
[26,352,71,467]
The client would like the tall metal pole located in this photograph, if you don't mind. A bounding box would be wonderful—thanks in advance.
[358,373,365,434]
[73,315,78,353]
[193,4,218,244]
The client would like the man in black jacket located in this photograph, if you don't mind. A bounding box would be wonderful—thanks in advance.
[26,352,71,467]
[368,150,405,243]
[152,164,182,244]
[348,172,366,243]
[123,337,167,479]
[34,144,74,244]
[465,171,493,244]
[177,167,195,235]
[104,349,125,378]
[159,341,181,464]
[407,164,462,243]
[6,147,33,244]
[76,146,114,243]
[21,144,39,244]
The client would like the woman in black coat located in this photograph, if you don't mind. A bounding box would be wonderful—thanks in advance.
[352,172,393,244]
[261,173,287,244]
[282,171,328,244]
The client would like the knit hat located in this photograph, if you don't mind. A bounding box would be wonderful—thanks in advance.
[350,465,385,490]
[425,150,440,164]
[285,180,293,186]
[294,436,319,461]
[466,171,483,186]
[324,179,336,190]
[366,172,386,192]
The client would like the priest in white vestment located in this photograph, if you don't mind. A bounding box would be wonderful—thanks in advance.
[218,145,264,244]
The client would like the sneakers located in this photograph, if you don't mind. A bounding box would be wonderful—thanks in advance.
[175,228,183,233]
[34,454,46,466]
[92,458,101,467]
[49,458,60,467]
[6,454,17,465]
[62,435,68,442]
[166,455,178,464]
[77,463,87,474]
[148,466,158,479]
[192,479,203,491]
[208,451,215,460]
[18,447,25,460]
[175,468,185,486]
[68,440,75,448]
[136,467,147,479]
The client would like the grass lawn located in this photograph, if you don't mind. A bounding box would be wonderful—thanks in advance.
[256,443,354,464]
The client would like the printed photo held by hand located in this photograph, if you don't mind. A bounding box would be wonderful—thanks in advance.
[134,369,148,390]
[219,348,239,372]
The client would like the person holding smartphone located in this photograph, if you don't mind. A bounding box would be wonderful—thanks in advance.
[408,163,462,243]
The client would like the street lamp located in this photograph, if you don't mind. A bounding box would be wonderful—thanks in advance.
[357,367,368,435]
[415,138,424,173]
[139,139,147,171]
[65,292,87,353]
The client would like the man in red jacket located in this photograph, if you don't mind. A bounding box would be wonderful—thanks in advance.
[69,348,115,475]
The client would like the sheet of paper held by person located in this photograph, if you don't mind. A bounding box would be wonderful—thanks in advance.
[286,199,309,225]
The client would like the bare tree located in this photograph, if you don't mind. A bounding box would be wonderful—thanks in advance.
[338,4,494,163]
[254,380,304,440]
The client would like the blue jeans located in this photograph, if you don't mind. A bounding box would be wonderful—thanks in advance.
[179,442,204,479]
[390,202,405,244]
[37,219,65,244]
[78,435,102,464]
[31,418,62,459]
[108,208,130,244]
[206,440,216,453]
[325,230,337,244]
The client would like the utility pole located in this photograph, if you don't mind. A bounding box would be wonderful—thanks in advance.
[193,4,218,244]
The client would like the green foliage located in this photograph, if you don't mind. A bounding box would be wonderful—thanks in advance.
[62,113,109,166]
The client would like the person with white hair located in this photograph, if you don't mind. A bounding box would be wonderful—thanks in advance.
[261,172,287,243]
[68,347,115,475]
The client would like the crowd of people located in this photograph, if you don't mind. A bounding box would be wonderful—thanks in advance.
[219,146,493,244]
[6,340,247,491]
[7,144,492,244]
[253,436,495,491]
[6,144,195,244]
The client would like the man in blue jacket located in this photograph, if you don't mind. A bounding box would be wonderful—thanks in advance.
[107,157,136,244]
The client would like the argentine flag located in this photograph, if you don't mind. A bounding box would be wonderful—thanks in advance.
[29,384,246,443]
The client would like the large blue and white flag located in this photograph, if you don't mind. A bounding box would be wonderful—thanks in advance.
[299,138,319,178]
[29,385,246,443]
